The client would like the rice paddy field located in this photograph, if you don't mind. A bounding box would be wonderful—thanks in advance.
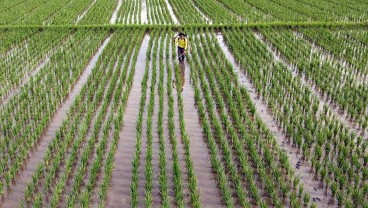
[0,0,367,207]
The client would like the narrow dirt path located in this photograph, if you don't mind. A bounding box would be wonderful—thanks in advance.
[1,34,113,208]
[254,31,367,138]
[107,34,150,208]
[216,33,329,207]
[181,61,224,207]
[110,0,122,24]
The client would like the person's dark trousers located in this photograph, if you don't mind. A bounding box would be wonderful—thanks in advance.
[178,47,185,62]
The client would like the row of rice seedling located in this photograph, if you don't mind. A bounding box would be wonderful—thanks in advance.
[22,30,123,207]
[0,29,70,100]
[13,0,79,25]
[187,28,308,207]
[77,0,117,25]
[129,29,203,207]
[1,0,366,25]
[115,0,141,24]
[146,0,174,24]
[163,0,206,24]
[0,0,62,24]
[268,0,365,22]
[20,29,144,207]
[170,30,201,207]
[0,29,108,197]
[223,28,367,207]
[189,0,241,24]
[300,28,368,74]
[322,0,368,13]
[258,28,368,130]
[43,0,100,25]
[0,29,37,55]
[0,0,26,12]
[211,0,272,23]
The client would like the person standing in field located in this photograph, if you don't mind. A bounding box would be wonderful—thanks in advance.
[175,32,188,63]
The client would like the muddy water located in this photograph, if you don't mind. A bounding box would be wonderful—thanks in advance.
[216,33,329,207]
[0,34,113,208]
[106,34,150,207]
[255,31,367,138]
[181,61,224,207]
[164,0,179,24]
[141,0,148,24]
[110,0,122,24]
[75,0,97,24]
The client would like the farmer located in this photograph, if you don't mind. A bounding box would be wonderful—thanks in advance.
[174,32,188,63]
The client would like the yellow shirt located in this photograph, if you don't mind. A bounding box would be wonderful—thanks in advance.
[175,37,188,50]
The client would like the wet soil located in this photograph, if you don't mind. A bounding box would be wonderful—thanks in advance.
[1,35,113,208]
